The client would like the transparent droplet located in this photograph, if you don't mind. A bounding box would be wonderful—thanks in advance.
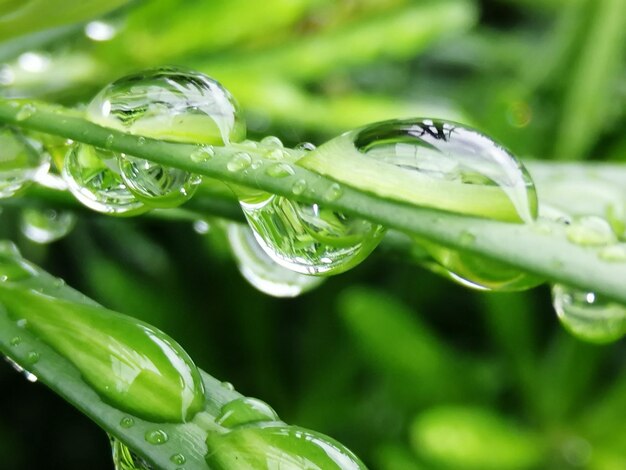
[260,136,283,148]
[87,67,246,208]
[299,119,538,223]
[265,162,295,178]
[228,223,323,297]
[227,152,252,172]
[190,145,214,163]
[205,425,366,469]
[291,179,307,196]
[20,208,76,244]
[145,429,169,445]
[119,417,135,428]
[566,216,616,247]
[111,437,153,470]
[238,191,385,275]
[295,142,316,152]
[118,154,202,208]
[193,220,211,234]
[170,454,186,465]
[63,144,147,216]
[552,284,626,343]
[221,381,235,391]
[10,336,21,346]
[323,183,343,202]
[0,127,50,199]
[26,351,40,364]
[216,396,280,428]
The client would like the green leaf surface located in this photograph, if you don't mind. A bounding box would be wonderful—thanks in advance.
[1,100,625,304]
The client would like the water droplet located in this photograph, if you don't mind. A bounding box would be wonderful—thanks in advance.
[137,136,146,145]
[104,134,114,148]
[118,154,202,208]
[266,162,295,178]
[227,152,252,172]
[63,144,147,216]
[291,179,307,196]
[295,142,316,151]
[0,127,50,199]
[145,430,169,445]
[299,119,537,223]
[221,381,235,391]
[598,244,626,262]
[120,417,135,428]
[190,146,214,163]
[26,351,39,364]
[266,148,284,161]
[16,318,27,328]
[16,104,36,121]
[552,284,626,343]
[20,208,76,244]
[323,183,343,202]
[0,287,205,422]
[205,425,366,469]
[459,231,476,246]
[216,396,280,428]
[566,216,616,246]
[170,454,186,465]
[238,191,384,275]
[228,224,323,297]
[87,67,245,208]
[193,220,211,234]
[10,336,21,346]
[260,136,283,148]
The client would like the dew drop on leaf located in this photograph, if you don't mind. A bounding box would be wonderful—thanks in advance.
[145,429,169,445]
[20,208,76,244]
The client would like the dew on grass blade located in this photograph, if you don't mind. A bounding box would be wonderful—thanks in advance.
[216,396,280,428]
[0,127,50,199]
[205,425,366,469]
[565,216,617,247]
[552,284,626,344]
[145,429,168,445]
[20,208,76,244]
[228,224,323,297]
[0,285,205,422]
[63,144,147,216]
[87,67,246,207]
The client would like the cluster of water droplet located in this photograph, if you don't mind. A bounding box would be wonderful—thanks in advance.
[63,67,245,215]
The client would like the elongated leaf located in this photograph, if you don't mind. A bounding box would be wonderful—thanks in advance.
[1,100,625,303]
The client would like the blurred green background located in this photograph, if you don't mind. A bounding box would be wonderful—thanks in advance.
[1,0,625,469]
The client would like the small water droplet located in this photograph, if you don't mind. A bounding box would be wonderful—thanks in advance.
[221,381,235,391]
[193,220,211,234]
[16,104,36,121]
[145,429,168,445]
[20,208,76,244]
[170,454,186,465]
[190,146,214,163]
[598,244,626,262]
[227,152,252,172]
[10,336,21,346]
[459,231,476,246]
[266,148,284,160]
[260,136,283,148]
[120,417,135,428]
[137,136,146,145]
[27,351,39,364]
[291,179,307,196]
[16,319,27,328]
[566,216,616,247]
[266,162,295,178]
[295,142,316,151]
[104,134,114,148]
[323,183,342,202]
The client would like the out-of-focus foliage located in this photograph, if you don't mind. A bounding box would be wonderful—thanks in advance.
[0,0,625,469]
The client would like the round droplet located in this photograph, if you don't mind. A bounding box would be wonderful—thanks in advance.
[63,144,147,216]
[145,429,169,445]
[299,119,538,223]
[221,381,235,391]
[239,192,384,275]
[0,127,50,199]
[205,425,366,469]
[26,351,39,364]
[323,183,343,202]
[566,216,616,247]
[260,136,283,148]
[10,336,21,346]
[266,162,295,178]
[190,146,214,163]
[227,152,252,172]
[193,220,211,234]
[0,287,206,423]
[20,208,76,244]
[170,454,186,465]
[295,142,316,152]
[552,284,626,343]
[291,179,307,196]
[118,154,202,208]
[87,67,246,208]
[216,396,280,428]
[16,104,36,121]
[120,417,135,428]
[598,244,626,262]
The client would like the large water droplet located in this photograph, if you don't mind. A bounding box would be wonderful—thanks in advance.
[216,396,280,428]
[63,144,147,216]
[299,119,538,223]
[205,425,366,469]
[145,429,169,445]
[228,224,324,297]
[20,208,76,244]
[87,67,245,207]
[0,127,50,199]
[0,286,205,422]
[552,284,626,343]
[239,192,384,275]
[111,437,153,470]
